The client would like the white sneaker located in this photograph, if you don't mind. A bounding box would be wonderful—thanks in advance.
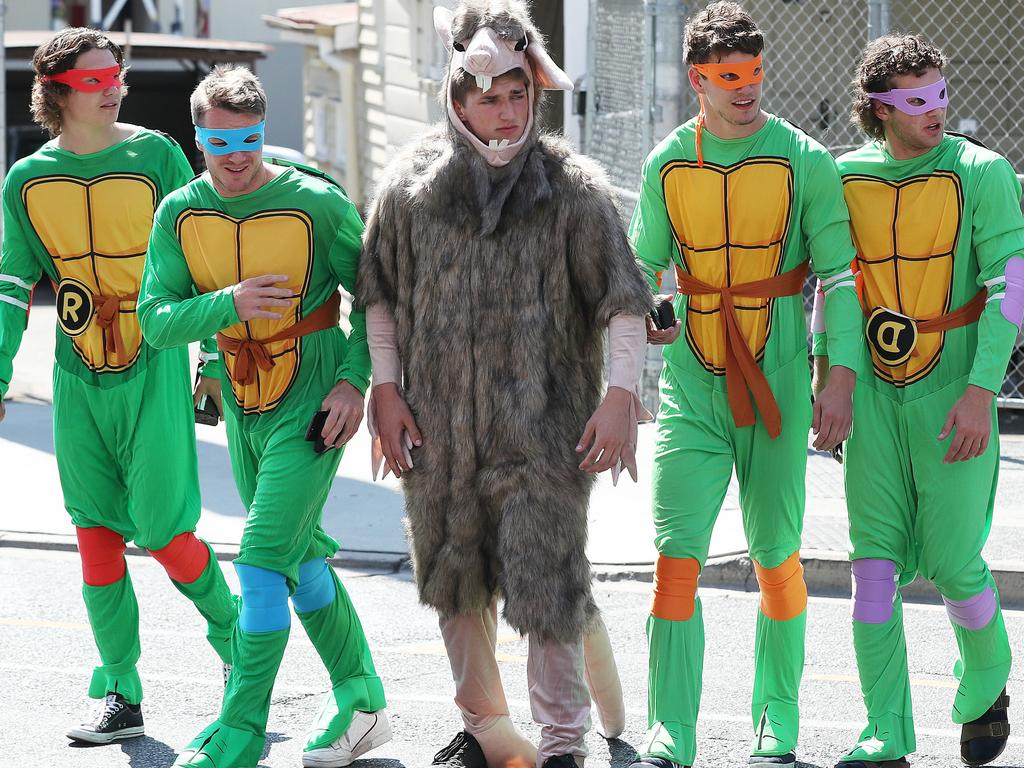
[302,710,392,767]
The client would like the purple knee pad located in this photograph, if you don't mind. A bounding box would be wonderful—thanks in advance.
[1001,257,1024,328]
[851,559,898,624]
[943,587,997,631]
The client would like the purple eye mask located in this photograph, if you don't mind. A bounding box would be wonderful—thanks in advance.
[869,78,949,115]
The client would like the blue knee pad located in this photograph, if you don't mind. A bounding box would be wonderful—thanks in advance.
[234,563,290,633]
[291,559,337,614]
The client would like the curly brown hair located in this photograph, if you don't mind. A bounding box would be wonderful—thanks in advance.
[30,28,126,137]
[853,34,946,141]
[684,2,763,66]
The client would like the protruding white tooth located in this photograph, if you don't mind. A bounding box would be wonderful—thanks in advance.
[476,74,493,92]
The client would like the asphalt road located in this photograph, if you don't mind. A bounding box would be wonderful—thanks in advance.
[2,548,1022,768]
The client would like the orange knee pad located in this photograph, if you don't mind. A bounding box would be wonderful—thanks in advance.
[754,551,807,621]
[148,532,210,584]
[651,555,700,621]
[76,526,127,586]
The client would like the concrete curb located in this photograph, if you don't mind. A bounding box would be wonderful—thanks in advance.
[0,531,409,574]
[592,549,1024,610]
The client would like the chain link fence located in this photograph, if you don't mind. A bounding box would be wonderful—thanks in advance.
[586,0,1024,407]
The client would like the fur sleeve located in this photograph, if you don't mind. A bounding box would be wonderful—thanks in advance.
[561,152,655,324]
[356,180,402,312]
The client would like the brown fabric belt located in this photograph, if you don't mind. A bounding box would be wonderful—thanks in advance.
[911,288,986,334]
[92,292,138,363]
[217,291,341,386]
[675,261,808,439]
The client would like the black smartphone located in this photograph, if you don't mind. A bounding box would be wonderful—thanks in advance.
[650,298,676,331]
[305,409,330,454]
[194,392,220,426]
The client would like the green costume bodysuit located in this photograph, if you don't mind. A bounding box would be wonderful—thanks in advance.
[0,129,237,705]
[138,161,385,767]
[630,114,863,765]
[815,135,1024,763]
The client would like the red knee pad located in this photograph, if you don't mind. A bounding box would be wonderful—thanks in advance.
[148,532,209,584]
[77,526,127,586]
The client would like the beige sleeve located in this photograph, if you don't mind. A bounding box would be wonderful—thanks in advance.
[366,302,402,387]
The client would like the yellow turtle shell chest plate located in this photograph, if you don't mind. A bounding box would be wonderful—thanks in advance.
[22,173,156,372]
[176,208,314,415]
[843,171,963,386]
[661,157,794,374]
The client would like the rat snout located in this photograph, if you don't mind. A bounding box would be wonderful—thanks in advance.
[466,50,493,72]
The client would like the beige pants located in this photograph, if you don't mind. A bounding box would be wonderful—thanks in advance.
[440,601,625,768]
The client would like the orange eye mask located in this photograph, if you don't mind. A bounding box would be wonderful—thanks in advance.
[692,54,765,90]
[692,55,765,167]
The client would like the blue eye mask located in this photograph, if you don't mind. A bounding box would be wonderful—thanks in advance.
[195,121,266,155]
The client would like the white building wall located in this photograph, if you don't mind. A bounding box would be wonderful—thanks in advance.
[201,0,343,151]
[7,2,50,29]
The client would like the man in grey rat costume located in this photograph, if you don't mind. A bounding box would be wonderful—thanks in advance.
[356,2,654,766]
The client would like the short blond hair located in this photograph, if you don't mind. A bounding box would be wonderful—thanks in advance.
[190,65,266,125]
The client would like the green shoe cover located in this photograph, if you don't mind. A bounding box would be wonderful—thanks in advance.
[174,719,265,768]
[952,657,1012,725]
[839,715,915,764]
[87,660,143,705]
[304,676,387,751]
[751,702,799,757]
[642,721,696,767]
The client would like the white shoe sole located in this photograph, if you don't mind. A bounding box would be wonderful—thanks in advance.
[302,713,393,767]
[67,725,145,744]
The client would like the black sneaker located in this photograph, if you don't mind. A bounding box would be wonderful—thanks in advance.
[542,757,579,768]
[628,758,689,768]
[67,692,145,744]
[749,753,796,765]
[432,731,486,768]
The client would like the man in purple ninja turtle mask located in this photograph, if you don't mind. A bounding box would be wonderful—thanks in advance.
[811,34,1024,768]
[356,1,655,767]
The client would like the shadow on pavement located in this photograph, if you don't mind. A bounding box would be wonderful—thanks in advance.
[606,737,639,766]
[67,735,178,768]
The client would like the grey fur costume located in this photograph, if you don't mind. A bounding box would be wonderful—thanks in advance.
[357,4,652,646]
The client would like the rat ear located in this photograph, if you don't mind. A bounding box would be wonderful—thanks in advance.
[527,43,573,91]
[434,6,455,46]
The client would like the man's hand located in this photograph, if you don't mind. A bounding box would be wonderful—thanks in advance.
[577,386,634,475]
[812,364,855,452]
[371,383,423,478]
[193,375,223,422]
[232,274,292,322]
[646,295,682,346]
[0,399,5,424]
[938,384,994,463]
[320,380,365,449]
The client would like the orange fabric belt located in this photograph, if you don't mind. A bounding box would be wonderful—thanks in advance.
[217,291,341,386]
[675,262,808,439]
[867,288,986,332]
[92,292,138,363]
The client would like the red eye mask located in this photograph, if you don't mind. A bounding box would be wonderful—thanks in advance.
[40,65,123,93]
